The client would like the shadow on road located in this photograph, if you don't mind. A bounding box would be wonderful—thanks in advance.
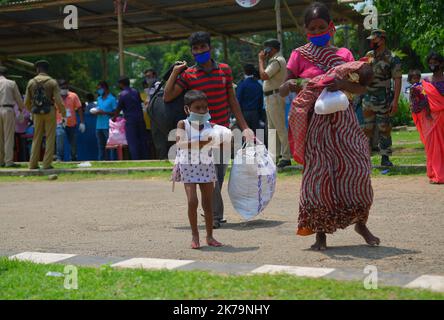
[305,245,420,261]
[199,245,260,253]
[174,219,285,231]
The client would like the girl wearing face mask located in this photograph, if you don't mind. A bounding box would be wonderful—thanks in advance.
[172,90,223,249]
[283,2,380,250]
[408,52,444,184]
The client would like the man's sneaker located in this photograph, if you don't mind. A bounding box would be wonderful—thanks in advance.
[213,221,221,229]
[41,165,55,170]
[381,156,393,167]
[277,159,292,169]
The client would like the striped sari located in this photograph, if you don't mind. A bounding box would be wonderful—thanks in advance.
[288,61,373,235]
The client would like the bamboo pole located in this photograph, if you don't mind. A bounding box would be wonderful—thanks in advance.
[275,0,283,53]
[116,0,125,76]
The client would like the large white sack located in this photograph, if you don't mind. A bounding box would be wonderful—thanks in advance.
[314,88,349,115]
[228,143,277,220]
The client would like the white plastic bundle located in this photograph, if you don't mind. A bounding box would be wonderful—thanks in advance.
[228,142,277,220]
[209,124,232,147]
[89,107,99,114]
[314,88,349,115]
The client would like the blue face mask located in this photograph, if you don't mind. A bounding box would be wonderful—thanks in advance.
[187,112,211,125]
[97,88,104,96]
[307,31,331,47]
[193,50,211,64]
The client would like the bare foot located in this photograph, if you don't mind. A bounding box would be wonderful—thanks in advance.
[191,235,200,249]
[354,223,380,246]
[311,232,327,251]
[206,236,223,247]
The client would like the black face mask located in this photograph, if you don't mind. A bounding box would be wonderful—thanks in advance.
[370,41,381,50]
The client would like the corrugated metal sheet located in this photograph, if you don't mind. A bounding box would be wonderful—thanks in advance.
[0,0,361,56]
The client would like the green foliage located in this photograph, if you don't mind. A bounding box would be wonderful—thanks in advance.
[392,96,414,127]
[375,0,444,70]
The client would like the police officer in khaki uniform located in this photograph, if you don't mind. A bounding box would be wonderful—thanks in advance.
[0,65,26,167]
[362,29,402,167]
[24,60,66,170]
[258,39,291,168]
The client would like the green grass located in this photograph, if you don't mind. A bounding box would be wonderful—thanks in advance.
[0,258,442,300]
[0,129,427,182]
[370,130,425,166]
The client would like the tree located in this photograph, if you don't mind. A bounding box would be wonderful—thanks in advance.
[375,0,444,70]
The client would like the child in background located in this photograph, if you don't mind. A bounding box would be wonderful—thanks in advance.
[172,90,223,249]
[408,69,432,118]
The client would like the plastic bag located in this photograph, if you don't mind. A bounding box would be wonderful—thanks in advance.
[107,117,127,145]
[314,88,349,115]
[206,125,232,147]
[228,142,277,220]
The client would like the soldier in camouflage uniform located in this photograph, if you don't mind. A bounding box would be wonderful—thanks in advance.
[362,29,402,167]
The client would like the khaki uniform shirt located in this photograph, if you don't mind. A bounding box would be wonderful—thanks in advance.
[263,53,287,93]
[0,76,25,109]
[24,73,66,116]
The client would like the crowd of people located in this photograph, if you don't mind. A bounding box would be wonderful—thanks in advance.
[0,61,163,167]
[0,2,442,250]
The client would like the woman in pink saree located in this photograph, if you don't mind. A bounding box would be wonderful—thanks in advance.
[408,52,444,184]
[281,2,380,250]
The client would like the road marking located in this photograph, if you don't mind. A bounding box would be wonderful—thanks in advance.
[9,252,76,264]
[251,264,335,278]
[111,258,194,270]
[405,275,444,292]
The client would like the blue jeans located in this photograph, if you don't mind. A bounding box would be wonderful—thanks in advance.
[56,125,77,161]
[96,129,116,161]
[125,121,149,160]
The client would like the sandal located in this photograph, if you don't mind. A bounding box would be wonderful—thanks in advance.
[207,239,223,247]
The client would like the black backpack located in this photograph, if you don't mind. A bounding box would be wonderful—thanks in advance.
[31,79,52,115]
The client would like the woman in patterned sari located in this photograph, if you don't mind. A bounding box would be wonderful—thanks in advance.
[281,2,380,250]
[408,52,444,184]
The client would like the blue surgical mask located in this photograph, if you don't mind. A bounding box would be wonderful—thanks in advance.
[97,88,104,96]
[187,112,211,125]
[307,31,331,47]
[193,50,211,64]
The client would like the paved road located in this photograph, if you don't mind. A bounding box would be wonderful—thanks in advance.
[1,176,442,275]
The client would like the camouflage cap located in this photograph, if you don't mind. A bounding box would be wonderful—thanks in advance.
[367,29,386,40]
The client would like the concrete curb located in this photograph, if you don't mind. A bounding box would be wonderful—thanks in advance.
[0,165,427,177]
[3,251,443,293]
